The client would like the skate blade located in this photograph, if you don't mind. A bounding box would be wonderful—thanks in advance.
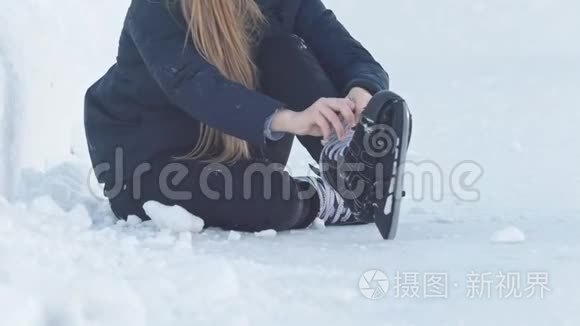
[362,91,411,240]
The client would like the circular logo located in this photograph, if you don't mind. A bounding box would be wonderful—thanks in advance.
[359,269,390,300]
[363,124,397,158]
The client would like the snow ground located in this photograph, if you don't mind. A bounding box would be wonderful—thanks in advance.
[1,0,579,325]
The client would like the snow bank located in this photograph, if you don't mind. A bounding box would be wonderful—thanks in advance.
[143,201,205,233]
[0,0,129,173]
[0,48,22,199]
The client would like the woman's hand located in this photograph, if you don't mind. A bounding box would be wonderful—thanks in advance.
[347,87,373,120]
[270,98,356,140]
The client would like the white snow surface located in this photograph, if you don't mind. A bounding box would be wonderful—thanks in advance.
[1,0,579,325]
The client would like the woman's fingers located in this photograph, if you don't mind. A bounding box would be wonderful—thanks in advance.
[347,88,373,123]
[319,106,346,140]
[314,112,332,140]
[353,98,366,118]
[303,97,360,139]
[324,98,357,127]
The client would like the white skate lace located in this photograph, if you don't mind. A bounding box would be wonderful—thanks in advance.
[297,176,353,224]
[321,130,354,162]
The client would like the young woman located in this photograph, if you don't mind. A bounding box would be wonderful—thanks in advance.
[85,0,411,238]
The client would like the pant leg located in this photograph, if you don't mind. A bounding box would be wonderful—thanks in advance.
[257,35,341,164]
[108,153,319,232]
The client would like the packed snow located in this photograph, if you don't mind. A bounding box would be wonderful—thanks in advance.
[1,0,579,325]
[254,229,278,238]
[143,201,205,233]
[491,226,527,244]
[127,215,143,226]
[310,217,327,230]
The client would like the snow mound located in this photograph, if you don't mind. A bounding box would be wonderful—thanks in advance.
[142,201,204,233]
[491,226,527,244]
[18,162,98,212]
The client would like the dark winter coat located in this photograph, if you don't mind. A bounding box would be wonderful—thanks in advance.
[85,0,389,188]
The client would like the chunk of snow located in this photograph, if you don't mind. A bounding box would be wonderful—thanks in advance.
[310,218,326,230]
[228,231,242,241]
[491,226,526,244]
[255,229,277,238]
[143,201,204,233]
[127,215,142,226]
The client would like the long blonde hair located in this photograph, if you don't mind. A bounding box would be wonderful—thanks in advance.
[179,0,265,163]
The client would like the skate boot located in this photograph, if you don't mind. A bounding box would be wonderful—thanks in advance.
[296,176,361,226]
[319,90,412,239]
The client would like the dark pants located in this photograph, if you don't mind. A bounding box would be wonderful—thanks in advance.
[110,35,340,232]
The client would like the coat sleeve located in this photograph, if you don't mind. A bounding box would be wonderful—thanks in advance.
[294,0,389,95]
[126,0,283,145]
